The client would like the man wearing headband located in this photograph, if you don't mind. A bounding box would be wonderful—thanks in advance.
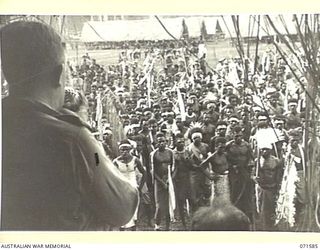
[102,127,116,160]
[252,106,262,127]
[253,143,283,230]
[250,112,270,138]
[274,115,287,136]
[266,92,284,117]
[185,105,197,126]
[150,132,175,231]
[113,140,146,231]
[226,114,240,141]
[160,110,177,149]
[187,128,210,211]
[206,101,220,124]
[285,99,301,130]
[273,115,289,158]
[225,126,254,220]
[221,105,235,121]
[210,120,228,153]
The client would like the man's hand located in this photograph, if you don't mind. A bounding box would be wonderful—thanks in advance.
[251,176,260,184]
[209,173,216,181]
[232,165,239,174]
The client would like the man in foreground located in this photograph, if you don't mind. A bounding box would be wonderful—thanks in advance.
[1,21,138,230]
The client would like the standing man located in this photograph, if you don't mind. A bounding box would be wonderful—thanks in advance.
[150,133,175,231]
[201,113,216,145]
[226,126,254,220]
[253,144,283,231]
[200,137,230,201]
[138,120,154,192]
[210,120,228,153]
[285,99,302,130]
[1,21,138,230]
[286,130,306,225]
[113,140,146,231]
[173,115,189,143]
[225,115,240,141]
[187,128,210,211]
[172,134,192,230]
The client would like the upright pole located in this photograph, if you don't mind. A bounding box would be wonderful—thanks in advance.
[253,15,260,74]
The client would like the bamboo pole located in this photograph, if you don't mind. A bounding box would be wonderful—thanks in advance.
[253,15,260,75]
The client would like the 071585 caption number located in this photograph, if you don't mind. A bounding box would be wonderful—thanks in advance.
[299,244,318,248]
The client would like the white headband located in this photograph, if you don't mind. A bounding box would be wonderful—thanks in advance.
[119,143,132,149]
[288,102,298,106]
[217,125,227,130]
[192,132,202,140]
[229,118,239,123]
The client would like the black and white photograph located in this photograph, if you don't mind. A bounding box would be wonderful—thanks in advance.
[1,14,320,233]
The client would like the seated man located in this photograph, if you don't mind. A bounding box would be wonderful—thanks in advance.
[1,21,138,230]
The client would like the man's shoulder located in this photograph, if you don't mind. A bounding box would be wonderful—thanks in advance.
[40,109,89,139]
[200,142,209,148]
[59,109,92,131]
[3,98,92,142]
[150,148,159,156]
[166,148,174,154]
[270,155,281,164]
[241,140,250,147]
[226,140,235,148]
[210,135,218,142]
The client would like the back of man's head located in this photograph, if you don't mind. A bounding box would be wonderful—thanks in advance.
[1,21,65,94]
[191,198,251,231]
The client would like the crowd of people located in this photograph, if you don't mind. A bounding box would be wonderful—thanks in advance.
[83,38,200,52]
[65,32,310,231]
[2,20,254,232]
[3,19,317,232]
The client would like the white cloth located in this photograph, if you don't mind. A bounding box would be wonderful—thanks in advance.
[114,157,139,228]
[168,165,176,221]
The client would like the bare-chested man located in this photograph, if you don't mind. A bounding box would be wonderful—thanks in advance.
[187,128,210,211]
[253,144,283,231]
[150,132,174,230]
[172,133,192,230]
[200,137,230,201]
[226,126,254,220]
